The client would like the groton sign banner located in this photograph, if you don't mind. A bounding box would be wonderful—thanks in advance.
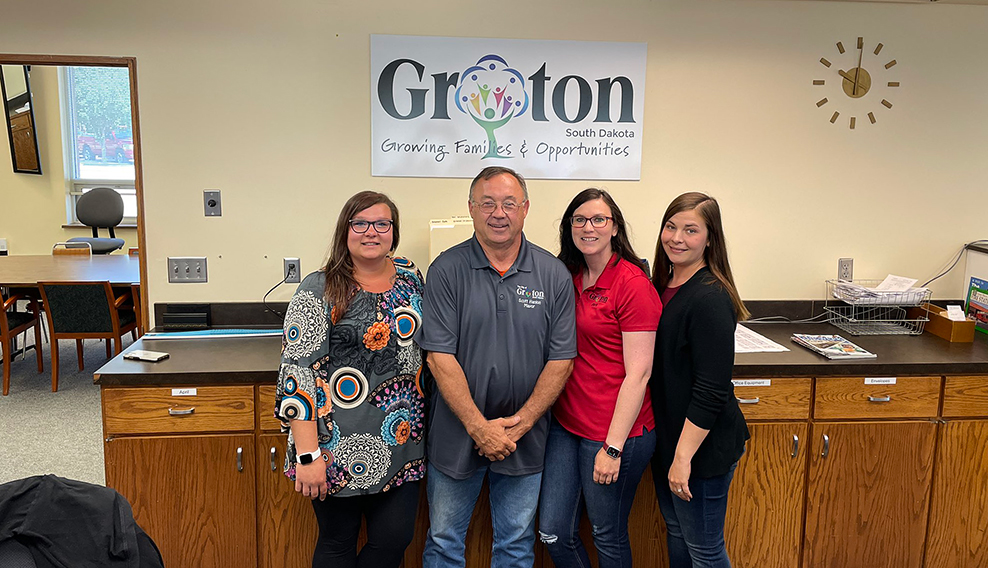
[371,35,647,180]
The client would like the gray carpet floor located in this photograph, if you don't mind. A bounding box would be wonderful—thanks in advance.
[0,333,134,486]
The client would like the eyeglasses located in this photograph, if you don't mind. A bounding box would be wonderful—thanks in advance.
[473,200,525,215]
[570,215,613,228]
[349,219,394,234]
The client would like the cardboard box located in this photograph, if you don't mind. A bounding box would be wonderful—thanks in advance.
[908,303,976,343]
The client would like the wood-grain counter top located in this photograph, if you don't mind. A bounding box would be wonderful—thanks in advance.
[94,324,988,386]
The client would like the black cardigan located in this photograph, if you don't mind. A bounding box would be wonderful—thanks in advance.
[649,267,749,479]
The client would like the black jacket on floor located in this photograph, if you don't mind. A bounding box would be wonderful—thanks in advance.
[0,475,163,568]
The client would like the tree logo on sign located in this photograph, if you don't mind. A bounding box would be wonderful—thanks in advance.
[454,55,529,159]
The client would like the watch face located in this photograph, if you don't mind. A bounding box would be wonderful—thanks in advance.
[814,37,899,129]
[606,446,622,458]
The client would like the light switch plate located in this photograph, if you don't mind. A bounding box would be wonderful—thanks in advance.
[168,257,208,283]
[204,190,222,216]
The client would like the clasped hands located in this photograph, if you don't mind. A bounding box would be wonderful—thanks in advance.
[469,415,530,461]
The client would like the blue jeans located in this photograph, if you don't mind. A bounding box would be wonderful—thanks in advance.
[423,463,542,568]
[654,461,738,568]
[538,419,655,568]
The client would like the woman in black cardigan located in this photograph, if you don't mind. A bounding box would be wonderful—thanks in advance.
[649,192,750,568]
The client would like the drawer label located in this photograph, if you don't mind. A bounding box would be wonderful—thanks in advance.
[732,379,771,387]
[864,377,896,385]
[171,388,197,396]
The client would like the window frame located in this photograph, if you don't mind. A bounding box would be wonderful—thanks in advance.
[58,66,137,225]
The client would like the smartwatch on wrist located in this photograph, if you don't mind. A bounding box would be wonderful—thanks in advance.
[297,449,322,465]
[603,444,622,459]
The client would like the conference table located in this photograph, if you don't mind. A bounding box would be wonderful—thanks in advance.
[0,254,141,288]
[0,254,142,361]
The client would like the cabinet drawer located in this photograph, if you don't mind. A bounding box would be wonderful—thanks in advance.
[103,386,255,435]
[257,385,283,431]
[942,376,988,418]
[732,378,811,420]
[814,376,940,419]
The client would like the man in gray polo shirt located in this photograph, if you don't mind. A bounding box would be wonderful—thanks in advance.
[418,166,576,568]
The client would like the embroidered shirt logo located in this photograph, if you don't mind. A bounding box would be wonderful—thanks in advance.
[515,285,545,309]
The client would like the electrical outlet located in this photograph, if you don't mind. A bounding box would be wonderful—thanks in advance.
[168,257,208,283]
[284,257,300,283]
[838,258,853,282]
[204,190,222,216]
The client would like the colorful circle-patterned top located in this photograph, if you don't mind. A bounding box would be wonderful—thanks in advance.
[275,257,426,496]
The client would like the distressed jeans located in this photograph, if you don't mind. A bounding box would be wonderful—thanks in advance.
[654,461,738,568]
[538,419,656,568]
[423,463,542,568]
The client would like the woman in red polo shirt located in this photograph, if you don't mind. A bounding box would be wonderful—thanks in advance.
[538,188,662,568]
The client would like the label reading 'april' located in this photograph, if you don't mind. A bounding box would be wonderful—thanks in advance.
[171,388,197,397]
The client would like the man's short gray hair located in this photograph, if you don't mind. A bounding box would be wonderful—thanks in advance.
[468,166,529,202]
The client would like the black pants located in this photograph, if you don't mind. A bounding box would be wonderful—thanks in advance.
[310,481,420,568]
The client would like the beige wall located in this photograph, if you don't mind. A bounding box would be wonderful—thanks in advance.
[0,65,138,254]
[1,0,985,326]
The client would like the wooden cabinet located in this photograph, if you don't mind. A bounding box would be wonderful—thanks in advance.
[726,378,810,568]
[726,422,808,568]
[9,111,39,171]
[257,434,318,568]
[100,373,988,568]
[255,386,319,568]
[814,376,940,420]
[104,434,257,568]
[803,421,936,568]
[926,376,988,568]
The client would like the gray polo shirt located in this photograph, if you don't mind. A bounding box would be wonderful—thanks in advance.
[417,233,577,479]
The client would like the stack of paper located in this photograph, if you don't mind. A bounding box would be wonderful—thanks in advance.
[791,334,876,359]
[832,275,929,306]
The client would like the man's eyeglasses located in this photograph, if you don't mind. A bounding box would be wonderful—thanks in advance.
[473,200,525,215]
[570,215,613,228]
[349,219,394,233]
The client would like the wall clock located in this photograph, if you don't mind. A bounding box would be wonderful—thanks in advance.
[814,37,899,129]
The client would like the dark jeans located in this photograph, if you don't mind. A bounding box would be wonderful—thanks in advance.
[654,461,737,568]
[538,419,656,568]
[310,480,420,568]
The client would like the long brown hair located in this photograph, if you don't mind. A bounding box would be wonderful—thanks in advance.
[323,191,400,320]
[558,188,647,275]
[652,192,749,321]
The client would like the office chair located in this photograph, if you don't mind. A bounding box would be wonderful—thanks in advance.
[66,187,126,254]
[52,241,92,256]
[1,292,43,396]
[37,281,137,392]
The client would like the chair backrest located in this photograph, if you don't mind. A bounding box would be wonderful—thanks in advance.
[75,187,124,238]
[52,242,92,256]
[38,281,116,334]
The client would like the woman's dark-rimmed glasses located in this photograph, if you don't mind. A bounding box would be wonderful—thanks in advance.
[569,215,613,228]
[349,219,394,233]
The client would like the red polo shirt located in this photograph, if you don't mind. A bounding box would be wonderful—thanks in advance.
[553,255,662,442]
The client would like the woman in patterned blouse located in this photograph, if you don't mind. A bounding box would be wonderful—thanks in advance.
[276,191,427,568]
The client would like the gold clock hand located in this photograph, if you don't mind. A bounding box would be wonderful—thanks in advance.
[854,39,864,96]
[838,69,856,83]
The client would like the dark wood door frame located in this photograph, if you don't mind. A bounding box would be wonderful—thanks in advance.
[0,54,149,329]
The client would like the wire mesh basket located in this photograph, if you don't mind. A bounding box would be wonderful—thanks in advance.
[825,280,932,336]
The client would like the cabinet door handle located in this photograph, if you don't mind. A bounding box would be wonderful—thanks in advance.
[737,397,760,404]
[867,395,892,402]
[270,447,277,471]
[168,407,195,416]
[236,447,243,472]
[821,434,830,458]
[791,434,799,458]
